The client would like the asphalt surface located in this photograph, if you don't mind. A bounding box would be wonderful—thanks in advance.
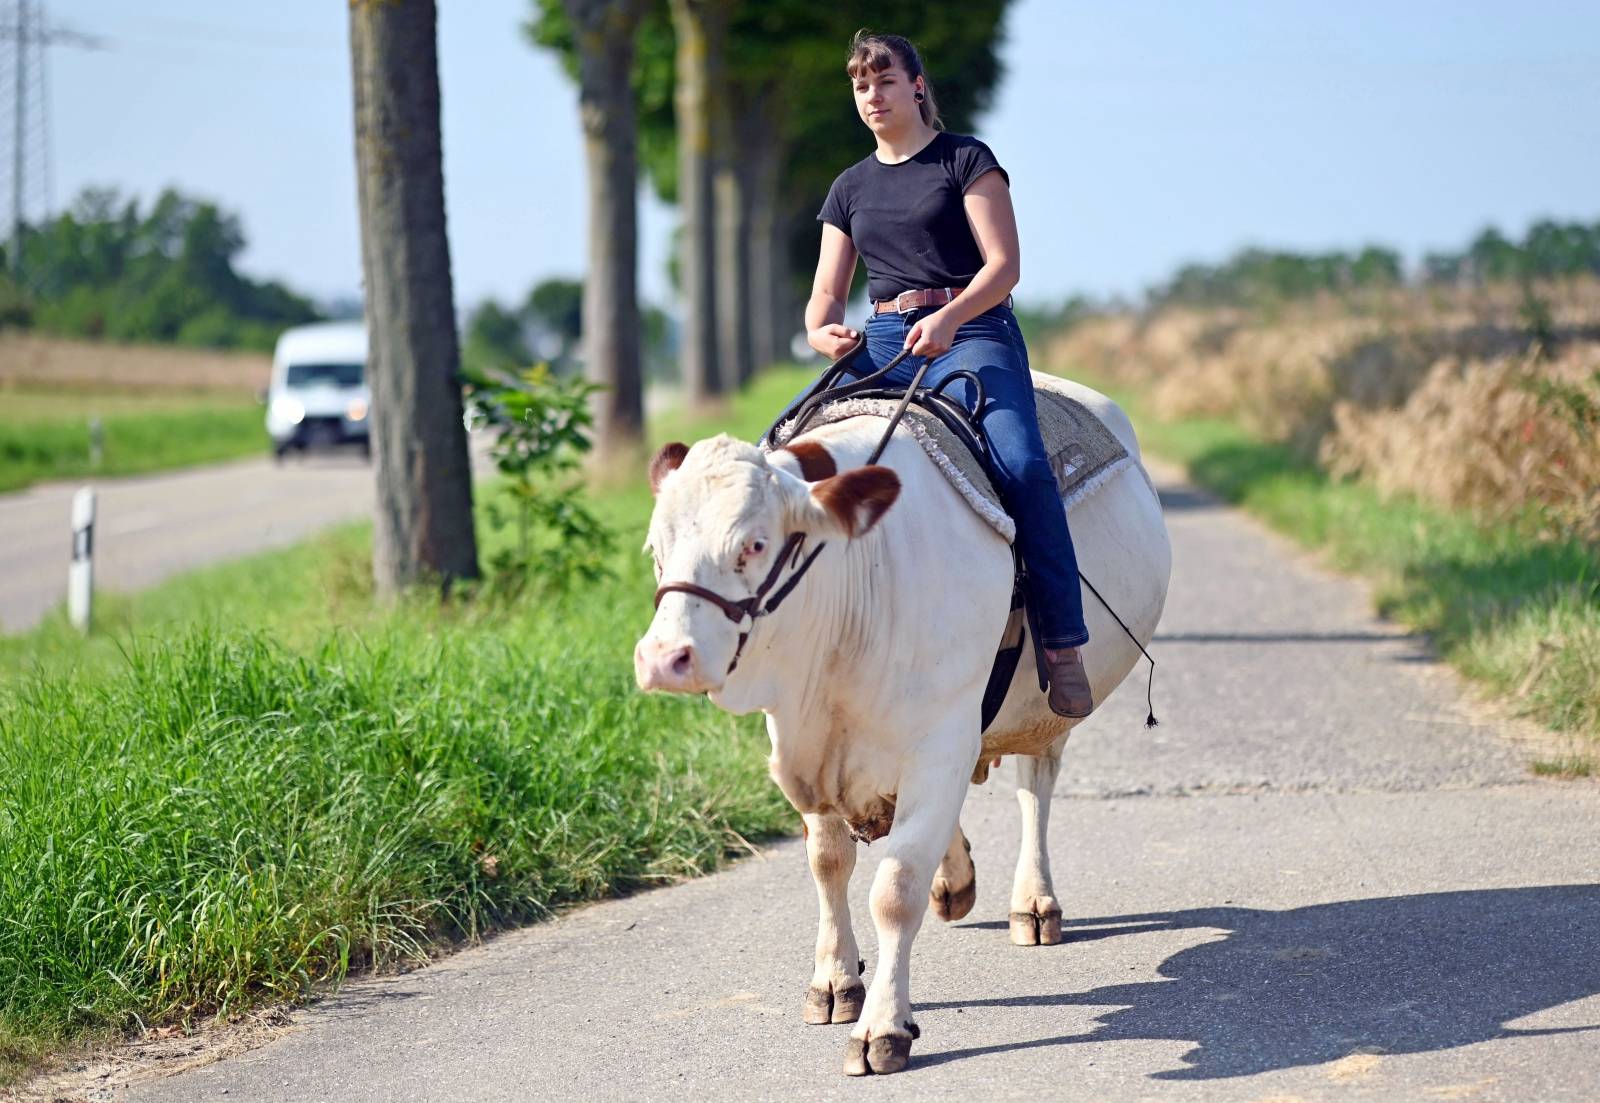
[0,450,376,634]
[111,461,1599,1102]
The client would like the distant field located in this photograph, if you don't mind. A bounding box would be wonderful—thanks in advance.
[0,385,253,419]
[0,333,269,393]
[0,333,274,491]
[0,384,268,492]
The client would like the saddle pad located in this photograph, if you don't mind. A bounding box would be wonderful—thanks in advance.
[766,372,1134,543]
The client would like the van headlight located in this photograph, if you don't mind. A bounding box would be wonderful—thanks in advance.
[271,395,305,425]
[346,398,368,421]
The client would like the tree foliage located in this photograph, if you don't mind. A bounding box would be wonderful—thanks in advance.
[461,363,614,591]
[529,1,1014,293]
[1423,220,1600,286]
[0,187,319,350]
[463,299,534,373]
[1149,220,1600,310]
[1152,246,1403,309]
[463,276,587,377]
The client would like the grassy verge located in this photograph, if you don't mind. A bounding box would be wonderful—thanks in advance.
[1065,367,1598,771]
[0,365,821,1082]
[0,386,268,492]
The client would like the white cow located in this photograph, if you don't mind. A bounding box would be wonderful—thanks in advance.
[635,378,1171,1076]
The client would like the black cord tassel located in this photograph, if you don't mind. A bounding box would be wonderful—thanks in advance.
[1077,568,1160,730]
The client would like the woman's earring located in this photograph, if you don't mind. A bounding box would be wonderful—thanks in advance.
[914,91,925,103]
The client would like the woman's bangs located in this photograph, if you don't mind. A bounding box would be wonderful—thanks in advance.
[846,43,898,81]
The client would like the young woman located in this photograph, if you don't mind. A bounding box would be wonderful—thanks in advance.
[803,31,1094,717]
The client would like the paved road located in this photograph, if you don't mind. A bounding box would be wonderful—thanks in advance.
[0,452,376,634]
[116,463,1598,1102]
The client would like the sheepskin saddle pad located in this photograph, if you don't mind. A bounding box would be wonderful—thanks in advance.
[765,372,1133,543]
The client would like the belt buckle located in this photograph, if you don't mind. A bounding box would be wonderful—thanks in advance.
[893,289,918,314]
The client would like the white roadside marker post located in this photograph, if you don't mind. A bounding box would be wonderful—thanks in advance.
[69,487,95,633]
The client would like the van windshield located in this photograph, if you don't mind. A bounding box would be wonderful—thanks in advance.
[286,362,363,388]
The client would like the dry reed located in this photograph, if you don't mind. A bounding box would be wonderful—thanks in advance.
[1049,278,1600,539]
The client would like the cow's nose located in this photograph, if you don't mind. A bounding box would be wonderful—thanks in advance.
[634,637,702,692]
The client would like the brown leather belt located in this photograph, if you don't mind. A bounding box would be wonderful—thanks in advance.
[873,286,962,314]
[872,287,1012,314]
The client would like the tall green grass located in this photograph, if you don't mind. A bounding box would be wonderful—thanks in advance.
[1068,369,1600,761]
[0,391,267,492]
[0,367,822,1081]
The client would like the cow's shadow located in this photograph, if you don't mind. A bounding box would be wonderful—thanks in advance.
[928,885,1600,1079]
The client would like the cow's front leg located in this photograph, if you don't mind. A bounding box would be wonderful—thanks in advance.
[803,813,864,1025]
[1010,746,1064,945]
[844,754,970,1076]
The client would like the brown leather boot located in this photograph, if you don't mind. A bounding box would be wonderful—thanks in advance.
[1044,646,1094,718]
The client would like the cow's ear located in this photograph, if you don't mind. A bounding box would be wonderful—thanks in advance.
[649,442,689,496]
[806,465,901,538]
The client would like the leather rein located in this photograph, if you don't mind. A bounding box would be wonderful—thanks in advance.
[653,530,829,676]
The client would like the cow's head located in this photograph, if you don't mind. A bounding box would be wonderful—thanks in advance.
[635,434,900,697]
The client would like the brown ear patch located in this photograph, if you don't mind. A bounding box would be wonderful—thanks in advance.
[648,442,689,496]
[780,439,838,482]
[811,465,901,537]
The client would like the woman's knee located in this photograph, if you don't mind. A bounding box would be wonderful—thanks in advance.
[986,441,1055,499]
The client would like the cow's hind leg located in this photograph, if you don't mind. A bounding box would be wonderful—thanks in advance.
[1010,747,1064,946]
[844,750,970,1076]
[929,823,976,921]
[802,813,865,1025]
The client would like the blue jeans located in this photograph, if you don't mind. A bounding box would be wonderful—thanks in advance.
[789,304,1089,648]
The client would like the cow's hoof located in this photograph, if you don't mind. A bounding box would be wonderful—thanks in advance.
[804,979,865,1025]
[1009,906,1063,946]
[843,1026,917,1075]
[930,874,977,922]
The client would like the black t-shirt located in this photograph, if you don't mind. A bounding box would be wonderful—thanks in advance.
[817,131,1009,302]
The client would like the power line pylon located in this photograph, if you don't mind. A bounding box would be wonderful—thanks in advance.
[1,1,104,281]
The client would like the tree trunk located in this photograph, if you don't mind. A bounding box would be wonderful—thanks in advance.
[349,0,479,596]
[568,0,646,454]
[773,206,804,362]
[742,96,783,369]
[668,0,725,403]
[713,96,755,387]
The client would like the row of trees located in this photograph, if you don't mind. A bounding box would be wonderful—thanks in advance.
[0,188,319,349]
[529,0,1014,449]
[350,1,1016,594]
[462,277,674,382]
[1151,220,1600,309]
[463,278,585,375]
[1422,220,1600,286]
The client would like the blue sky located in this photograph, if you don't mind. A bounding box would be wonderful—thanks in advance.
[38,0,1600,312]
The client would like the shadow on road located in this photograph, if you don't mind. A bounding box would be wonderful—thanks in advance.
[924,885,1600,1079]
[1153,485,1219,513]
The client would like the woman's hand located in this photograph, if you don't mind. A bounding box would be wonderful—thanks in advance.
[906,308,959,358]
[808,323,861,361]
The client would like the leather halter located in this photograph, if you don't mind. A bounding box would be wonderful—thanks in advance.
[653,531,828,676]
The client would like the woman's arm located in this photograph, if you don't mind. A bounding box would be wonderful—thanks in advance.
[905,168,1021,356]
[805,223,862,359]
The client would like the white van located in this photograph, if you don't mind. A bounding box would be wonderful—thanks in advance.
[265,321,371,460]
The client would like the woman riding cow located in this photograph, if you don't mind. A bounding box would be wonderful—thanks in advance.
[637,31,1171,1077]
[800,30,1094,717]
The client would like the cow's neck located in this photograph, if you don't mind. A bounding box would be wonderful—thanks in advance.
[712,526,890,722]
[710,426,1009,819]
